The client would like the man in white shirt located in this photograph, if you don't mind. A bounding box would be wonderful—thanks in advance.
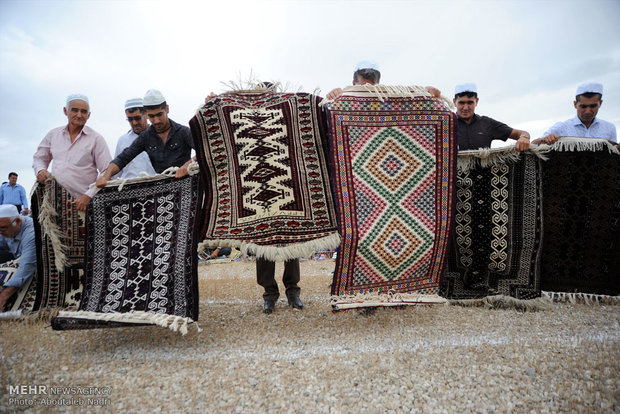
[534,82,617,145]
[114,98,156,179]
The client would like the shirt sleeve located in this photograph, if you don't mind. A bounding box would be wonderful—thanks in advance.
[19,186,28,209]
[32,131,53,175]
[0,185,4,205]
[488,118,514,141]
[84,135,113,199]
[112,134,147,171]
[4,221,36,288]
[609,125,617,143]
[184,127,195,150]
[541,121,565,138]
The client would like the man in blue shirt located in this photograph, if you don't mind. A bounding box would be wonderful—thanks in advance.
[534,82,617,145]
[0,204,37,312]
[0,173,29,215]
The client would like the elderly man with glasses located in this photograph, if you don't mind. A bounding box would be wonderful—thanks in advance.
[0,205,36,312]
[113,98,157,179]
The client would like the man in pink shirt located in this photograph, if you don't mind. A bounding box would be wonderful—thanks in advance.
[32,94,112,211]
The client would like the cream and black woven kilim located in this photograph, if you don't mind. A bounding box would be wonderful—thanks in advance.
[441,148,543,300]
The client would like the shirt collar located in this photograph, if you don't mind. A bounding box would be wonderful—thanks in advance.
[457,113,480,124]
[572,116,599,128]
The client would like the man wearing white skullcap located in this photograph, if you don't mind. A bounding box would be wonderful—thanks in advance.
[113,98,156,179]
[97,89,195,187]
[534,82,617,145]
[453,83,530,151]
[32,94,112,211]
[326,61,441,100]
[0,205,36,312]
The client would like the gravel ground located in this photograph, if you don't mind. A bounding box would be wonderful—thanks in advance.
[1,260,619,413]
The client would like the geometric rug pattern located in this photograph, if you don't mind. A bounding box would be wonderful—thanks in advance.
[326,88,457,307]
[441,150,543,300]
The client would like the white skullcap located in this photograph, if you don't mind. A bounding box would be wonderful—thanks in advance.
[455,83,477,95]
[125,98,143,110]
[355,61,380,71]
[0,204,19,219]
[576,82,603,96]
[143,89,166,106]
[66,93,89,108]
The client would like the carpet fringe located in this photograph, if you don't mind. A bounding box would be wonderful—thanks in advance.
[37,177,69,268]
[321,84,455,110]
[449,295,552,311]
[457,146,550,172]
[55,310,201,335]
[331,292,447,310]
[0,307,63,324]
[534,137,620,155]
[541,291,620,305]
[198,232,341,261]
[92,161,200,193]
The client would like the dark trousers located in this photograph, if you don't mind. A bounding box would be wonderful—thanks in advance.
[256,258,300,301]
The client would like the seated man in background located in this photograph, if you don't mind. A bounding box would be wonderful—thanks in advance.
[0,205,36,312]
[453,83,530,151]
[533,82,617,145]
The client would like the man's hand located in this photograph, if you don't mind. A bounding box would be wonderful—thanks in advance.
[0,286,18,313]
[205,92,217,105]
[425,86,441,98]
[533,133,560,145]
[22,208,29,215]
[96,175,110,188]
[326,88,343,100]
[73,194,92,212]
[36,170,49,183]
[515,136,530,151]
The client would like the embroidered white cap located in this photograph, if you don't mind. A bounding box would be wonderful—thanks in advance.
[66,93,89,108]
[454,83,477,95]
[0,204,19,219]
[143,89,166,106]
[576,82,603,96]
[355,61,380,71]
[124,98,143,110]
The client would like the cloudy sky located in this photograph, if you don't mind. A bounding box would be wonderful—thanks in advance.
[1,0,619,189]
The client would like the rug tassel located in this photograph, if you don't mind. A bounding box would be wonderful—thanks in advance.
[541,291,620,305]
[54,311,199,335]
[199,232,341,261]
[449,295,552,311]
[534,137,620,155]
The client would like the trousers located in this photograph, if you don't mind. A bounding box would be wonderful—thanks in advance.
[256,258,300,301]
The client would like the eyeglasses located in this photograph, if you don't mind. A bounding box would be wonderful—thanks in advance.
[127,115,143,122]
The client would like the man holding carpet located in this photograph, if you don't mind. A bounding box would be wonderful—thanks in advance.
[113,98,156,179]
[97,89,195,187]
[453,83,531,151]
[326,61,441,100]
[533,82,617,145]
[33,94,112,211]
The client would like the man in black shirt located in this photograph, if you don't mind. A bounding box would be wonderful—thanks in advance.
[97,89,194,187]
[454,83,530,151]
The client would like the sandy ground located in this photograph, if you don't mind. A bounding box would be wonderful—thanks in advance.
[1,259,619,413]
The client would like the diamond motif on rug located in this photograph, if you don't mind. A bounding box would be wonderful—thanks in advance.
[326,88,457,308]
